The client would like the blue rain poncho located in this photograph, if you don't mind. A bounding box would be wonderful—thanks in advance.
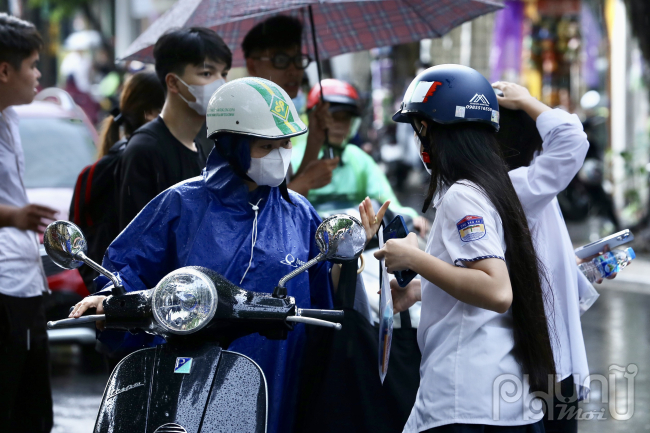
[94,148,333,433]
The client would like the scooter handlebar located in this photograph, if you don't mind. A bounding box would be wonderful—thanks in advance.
[286,316,342,330]
[298,308,344,321]
[47,315,106,329]
[286,308,344,330]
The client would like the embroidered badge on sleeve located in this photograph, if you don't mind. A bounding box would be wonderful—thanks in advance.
[456,215,486,242]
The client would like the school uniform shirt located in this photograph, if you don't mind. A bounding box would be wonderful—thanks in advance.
[0,108,46,298]
[509,109,590,396]
[404,181,539,433]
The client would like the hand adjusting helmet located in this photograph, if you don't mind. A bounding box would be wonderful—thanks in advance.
[393,64,500,165]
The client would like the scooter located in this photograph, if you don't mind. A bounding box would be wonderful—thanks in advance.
[44,215,366,433]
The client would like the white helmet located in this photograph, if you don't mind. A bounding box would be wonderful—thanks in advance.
[206,77,307,140]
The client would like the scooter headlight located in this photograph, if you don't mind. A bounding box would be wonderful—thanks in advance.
[152,268,218,335]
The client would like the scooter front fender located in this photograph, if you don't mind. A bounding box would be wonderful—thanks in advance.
[94,342,267,433]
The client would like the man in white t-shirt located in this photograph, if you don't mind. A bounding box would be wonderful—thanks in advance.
[0,13,56,432]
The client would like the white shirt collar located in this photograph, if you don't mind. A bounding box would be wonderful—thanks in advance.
[432,182,452,209]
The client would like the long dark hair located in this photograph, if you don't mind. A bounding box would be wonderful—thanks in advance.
[495,107,543,170]
[98,71,165,158]
[421,121,555,392]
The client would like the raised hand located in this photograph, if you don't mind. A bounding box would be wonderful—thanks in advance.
[492,81,551,120]
[491,81,533,110]
[359,197,390,243]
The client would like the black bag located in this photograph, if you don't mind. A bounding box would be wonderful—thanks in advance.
[68,139,127,292]
[295,262,421,433]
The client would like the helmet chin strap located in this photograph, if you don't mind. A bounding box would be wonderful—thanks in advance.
[415,121,433,170]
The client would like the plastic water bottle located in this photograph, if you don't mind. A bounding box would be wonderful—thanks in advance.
[578,247,636,283]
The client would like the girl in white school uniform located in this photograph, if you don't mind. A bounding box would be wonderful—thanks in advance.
[363,65,555,433]
[492,82,595,433]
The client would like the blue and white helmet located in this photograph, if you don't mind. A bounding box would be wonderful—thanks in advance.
[393,64,499,132]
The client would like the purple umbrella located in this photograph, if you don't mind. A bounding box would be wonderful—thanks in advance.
[122,0,503,68]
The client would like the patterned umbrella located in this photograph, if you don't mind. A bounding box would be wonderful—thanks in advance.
[122,0,503,67]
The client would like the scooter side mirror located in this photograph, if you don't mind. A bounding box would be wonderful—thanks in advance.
[43,220,87,269]
[273,214,365,298]
[43,221,126,296]
[315,214,366,263]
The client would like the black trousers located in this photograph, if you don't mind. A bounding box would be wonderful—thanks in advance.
[0,293,53,433]
[543,376,578,433]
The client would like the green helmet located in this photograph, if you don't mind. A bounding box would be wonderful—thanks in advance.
[206,77,307,139]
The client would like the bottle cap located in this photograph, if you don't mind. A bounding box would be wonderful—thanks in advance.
[627,247,636,260]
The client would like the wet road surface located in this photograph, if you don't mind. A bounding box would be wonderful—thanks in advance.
[577,280,650,432]
[51,345,107,433]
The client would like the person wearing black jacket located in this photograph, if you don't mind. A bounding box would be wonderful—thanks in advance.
[117,27,231,230]
[70,71,164,291]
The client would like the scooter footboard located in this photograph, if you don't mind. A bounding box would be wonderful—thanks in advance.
[93,344,267,433]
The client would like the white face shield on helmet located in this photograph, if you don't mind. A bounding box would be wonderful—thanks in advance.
[206,77,307,140]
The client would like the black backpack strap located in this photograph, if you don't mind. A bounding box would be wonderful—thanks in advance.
[333,261,358,310]
[399,310,412,329]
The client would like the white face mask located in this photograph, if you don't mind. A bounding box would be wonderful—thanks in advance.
[175,75,226,116]
[247,147,292,187]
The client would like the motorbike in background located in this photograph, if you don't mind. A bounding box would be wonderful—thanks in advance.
[44,215,366,433]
